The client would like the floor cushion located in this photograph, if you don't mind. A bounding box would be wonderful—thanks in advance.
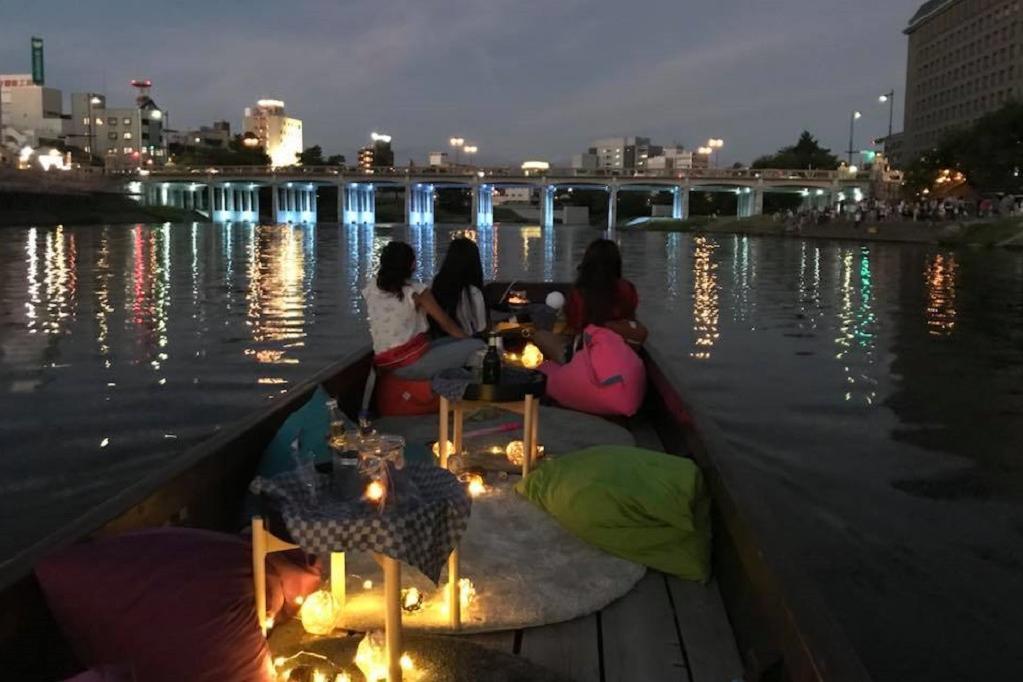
[540,326,646,417]
[258,385,333,478]
[516,445,711,581]
[35,528,318,682]
[374,370,439,416]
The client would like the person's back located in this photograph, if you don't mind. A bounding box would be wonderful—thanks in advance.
[430,237,487,338]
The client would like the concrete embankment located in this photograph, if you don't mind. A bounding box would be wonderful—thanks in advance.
[641,216,1023,248]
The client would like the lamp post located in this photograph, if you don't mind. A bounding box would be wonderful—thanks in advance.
[463,144,478,169]
[847,111,862,165]
[87,94,102,164]
[879,90,895,148]
[449,137,464,167]
[707,138,724,168]
[697,146,713,169]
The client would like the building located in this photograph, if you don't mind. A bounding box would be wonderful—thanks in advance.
[358,133,394,170]
[493,187,532,204]
[243,99,302,167]
[646,145,694,171]
[582,136,655,171]
[571,152,598,170]
[903,0,1023,160]
[428,151,449,167]
[67,81,167,167]
[0,73,66,151]
[167,120,231,149]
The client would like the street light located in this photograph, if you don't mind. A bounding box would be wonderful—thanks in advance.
[449,136,464,166]
[86,95,103,164]
[707,138,724,167]
[463,144,478,168]
[879,90,895,149]
[848,111,862,165]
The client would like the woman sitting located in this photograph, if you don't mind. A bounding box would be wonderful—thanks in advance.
[430,237,487,338]
[537,238,648,362]
[363,241,484,380]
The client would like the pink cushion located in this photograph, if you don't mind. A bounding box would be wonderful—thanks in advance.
[541,325,646,417]
[36,528,319,682]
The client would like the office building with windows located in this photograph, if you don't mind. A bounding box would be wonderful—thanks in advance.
[904,0,1023,158]
[67,83,167,166]
[243,99,302,167]
[573,136,656,171]
[0,73,66,150]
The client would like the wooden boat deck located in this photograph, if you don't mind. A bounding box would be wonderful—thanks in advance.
[465,572,742,682]
[463,417,743,682]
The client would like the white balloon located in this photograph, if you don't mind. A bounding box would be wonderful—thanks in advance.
[545,291,566,310]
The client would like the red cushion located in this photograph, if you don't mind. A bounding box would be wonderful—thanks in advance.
[374,371,439,416]
[36,528,318,682]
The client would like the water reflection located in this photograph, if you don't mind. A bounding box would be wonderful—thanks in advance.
[925,253,958,336]
[244,225,308,368]
[690,236,720,360]
[834,247,878,404]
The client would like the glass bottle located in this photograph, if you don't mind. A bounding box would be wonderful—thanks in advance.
[481,332,502,385]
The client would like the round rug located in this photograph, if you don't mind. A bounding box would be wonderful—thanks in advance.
[270,627,569,681]
[336,480,646,634]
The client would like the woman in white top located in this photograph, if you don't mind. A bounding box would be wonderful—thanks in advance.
[430,237,488,337]
[363,241,484,379]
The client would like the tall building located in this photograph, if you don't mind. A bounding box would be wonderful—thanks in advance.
[903,0,1023,160]
[573,136,655,171]
[67,81,167,167]
[358,133,394,170]
[243,99,302,167]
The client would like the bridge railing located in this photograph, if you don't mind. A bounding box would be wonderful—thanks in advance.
[138,165,858,182]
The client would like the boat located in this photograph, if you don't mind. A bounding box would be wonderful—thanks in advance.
[0,282,873,682]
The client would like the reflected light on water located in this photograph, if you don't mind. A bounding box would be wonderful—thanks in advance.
[690,236,720,360]
[834,248,878,404]
[925,253,958,336]
[245,226,307,367]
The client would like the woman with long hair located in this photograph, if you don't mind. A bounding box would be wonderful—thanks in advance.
[363,241,484,379]
[430,237,487,337]
[536,238,647,362]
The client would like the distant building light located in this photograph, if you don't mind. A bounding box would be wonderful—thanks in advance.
[521,160,550,172]
[371,132,392,143]
[257,99,285,108]
[150,109,163,120]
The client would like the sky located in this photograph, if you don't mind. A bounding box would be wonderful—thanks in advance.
[1,0,922,166]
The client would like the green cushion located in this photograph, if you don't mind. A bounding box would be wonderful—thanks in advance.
[258,385,333,478]
[516,445,711,581]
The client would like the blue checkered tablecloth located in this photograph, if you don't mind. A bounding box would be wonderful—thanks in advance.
[250,462,471,583]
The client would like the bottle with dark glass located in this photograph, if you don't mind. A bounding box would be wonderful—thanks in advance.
[481,332,502,385]
[326,399,360,499]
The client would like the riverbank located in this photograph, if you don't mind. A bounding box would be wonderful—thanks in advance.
[643,215,1023,248]
[0,191,204,227]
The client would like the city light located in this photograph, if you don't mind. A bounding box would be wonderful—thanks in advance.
[697,146,713,155]
[449,137,465,147]
[90,96,102,105]
[370,132,391,143]
[463,145,478,154]
[853,111,862,120]
[878,94,889,103]
[149,109,163,120]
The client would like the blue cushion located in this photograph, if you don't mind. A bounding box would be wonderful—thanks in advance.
[258,385,333,478]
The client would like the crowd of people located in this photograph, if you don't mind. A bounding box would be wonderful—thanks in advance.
[776,194,1023,230]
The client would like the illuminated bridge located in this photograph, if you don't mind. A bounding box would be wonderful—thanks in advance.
[136,166,874,227]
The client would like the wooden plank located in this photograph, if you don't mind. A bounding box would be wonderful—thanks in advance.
[602,572,688,682]
[461,631,516,653]
[520,616,600,682]
[667,576,744,682]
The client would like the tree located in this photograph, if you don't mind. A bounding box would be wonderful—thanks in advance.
[168,135,269,166]
[296,145,324,166]
[752,131,840,170]
[326,154,346,166]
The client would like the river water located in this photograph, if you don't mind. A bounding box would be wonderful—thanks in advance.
[0,222,1021,680]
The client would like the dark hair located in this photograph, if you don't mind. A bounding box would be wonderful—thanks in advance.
[575,238,623,325]
[430,237,484,333]
[376,241,416,300]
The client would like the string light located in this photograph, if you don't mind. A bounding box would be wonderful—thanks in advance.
[521,342,544,369]
[297,588,342,635]
[401,587,424,613]
[364,480,385,504]
[432,440,455,458]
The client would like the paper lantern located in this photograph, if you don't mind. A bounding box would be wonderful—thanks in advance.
[545,291,566,310]
[432,440,455,459]
[298,588,342,635]
[521,343,544,369]
[401,587,423,613]
[505,440,524,466]
[354,630,388,682]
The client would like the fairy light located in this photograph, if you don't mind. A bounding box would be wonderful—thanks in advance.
[401,587,423,613]
[432,440,455,458]
[521,342,544,369]
[298,588,342,635]
[362,579,373,590]
[505,440,524,465]
[459,577,476,610]
[400,654,414,671]
[364,480,385,503]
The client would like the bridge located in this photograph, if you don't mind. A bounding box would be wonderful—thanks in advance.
[135,165,874,227]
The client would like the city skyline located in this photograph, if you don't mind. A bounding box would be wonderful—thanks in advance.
[2,0,918,165]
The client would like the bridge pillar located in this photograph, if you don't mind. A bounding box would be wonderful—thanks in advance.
[752,189,763,216]
[348,184,374,224]
[672,186,687,220]
[474,184,493,227]
[540,185,555,228]
[607,185,619,230]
